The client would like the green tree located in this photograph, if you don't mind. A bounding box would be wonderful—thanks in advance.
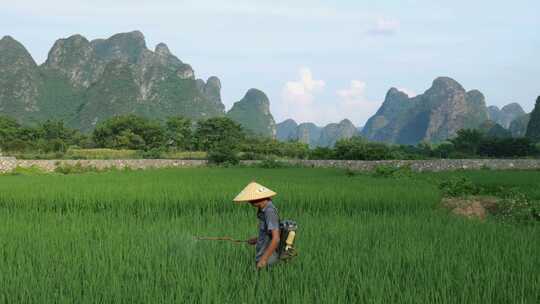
[194,117,244,164]
[525,96,540,142]
[194,117,244,151]
[433,141,455,158]
[309,147,335,160]
[0,116,21,151]
[450,129,484,155]
[165,116,193,150]
[334,136,393,160]
[37,120,84,152]
[92,115,165,150]
[478,138,536,157]
[240,137,309,159]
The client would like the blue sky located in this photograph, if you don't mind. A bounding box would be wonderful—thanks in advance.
[2,0,539,126]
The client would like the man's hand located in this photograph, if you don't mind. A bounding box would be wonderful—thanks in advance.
[247,237,257,245]
[256,257,268,269]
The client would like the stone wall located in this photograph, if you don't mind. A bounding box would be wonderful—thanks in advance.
[1,158,540,174]
[0,157,17,173]
[278,159,540,172]
[0,158,206,173]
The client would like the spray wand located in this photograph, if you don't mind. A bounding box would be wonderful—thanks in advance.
[195,236,249,244]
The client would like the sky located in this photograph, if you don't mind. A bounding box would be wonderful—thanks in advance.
[2,0,539,127]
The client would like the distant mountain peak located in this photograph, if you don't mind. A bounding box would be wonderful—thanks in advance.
[244,88,269,102]
[501,102,525,114]
[281,118,298,125]
[106,30,146,46]
[487,102,526,129]
[65,34,89,42]
[0,35,41,115]
[1,35,18,43]
[387,87,410,98]
[431,76,465,91]
[362,77,488,144]
[0,35,32,53]
[339,118,354,125]
[227,88,276,137]
[0,35,37,66]
[200,76,223,111]
[276,118,358,147]
[0,32,226,130]
[276,119,299,142]
[206,76,221,89]
[154,43,171,55]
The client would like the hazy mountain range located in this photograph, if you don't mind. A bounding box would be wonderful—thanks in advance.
[359,77,529,145]
[276,119,359,148]
[0,31,533,147]
[0,31,276,136]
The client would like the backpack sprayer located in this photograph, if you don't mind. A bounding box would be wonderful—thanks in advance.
[278,219,298,260]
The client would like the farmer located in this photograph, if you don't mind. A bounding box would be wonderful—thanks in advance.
[233,182,280,269]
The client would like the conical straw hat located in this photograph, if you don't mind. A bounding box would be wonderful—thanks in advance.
[233,182,277,202]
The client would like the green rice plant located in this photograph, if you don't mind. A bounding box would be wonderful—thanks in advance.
[0,168,538,303]
[54,163,102,175]
[6,165,48,176]
[372,164,413,178]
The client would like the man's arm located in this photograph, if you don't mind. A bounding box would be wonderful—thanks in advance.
[257,229,280,268]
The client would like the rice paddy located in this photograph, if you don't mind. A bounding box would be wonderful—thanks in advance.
[0,167,539,303]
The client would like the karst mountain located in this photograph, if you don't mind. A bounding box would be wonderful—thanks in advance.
[0,33,532,145]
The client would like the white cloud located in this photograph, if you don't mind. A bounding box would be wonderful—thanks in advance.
[335,80,381,125]
[337,80,367,103]
[281,68,326,121]
[277,71,382,126]
[366,17,400,36]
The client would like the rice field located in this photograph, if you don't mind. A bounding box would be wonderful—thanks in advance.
[0,168,539,303]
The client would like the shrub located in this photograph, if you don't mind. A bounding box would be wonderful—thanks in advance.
[494,191,540,224]
[344,168,357,177]
[258,159,290,169]
[207,146,239,166]
[432,141,455,158]
[161,150,207,160]
[66,148,139,160]
[54,163,100,175]
[140,148,165,159]
[438,177,479,197]
[372,165,413,178]
[309,147,335,160]
[238,152,262,160]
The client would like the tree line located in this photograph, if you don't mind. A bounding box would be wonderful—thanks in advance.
[0,112,539,163]
[0,115,309,163]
